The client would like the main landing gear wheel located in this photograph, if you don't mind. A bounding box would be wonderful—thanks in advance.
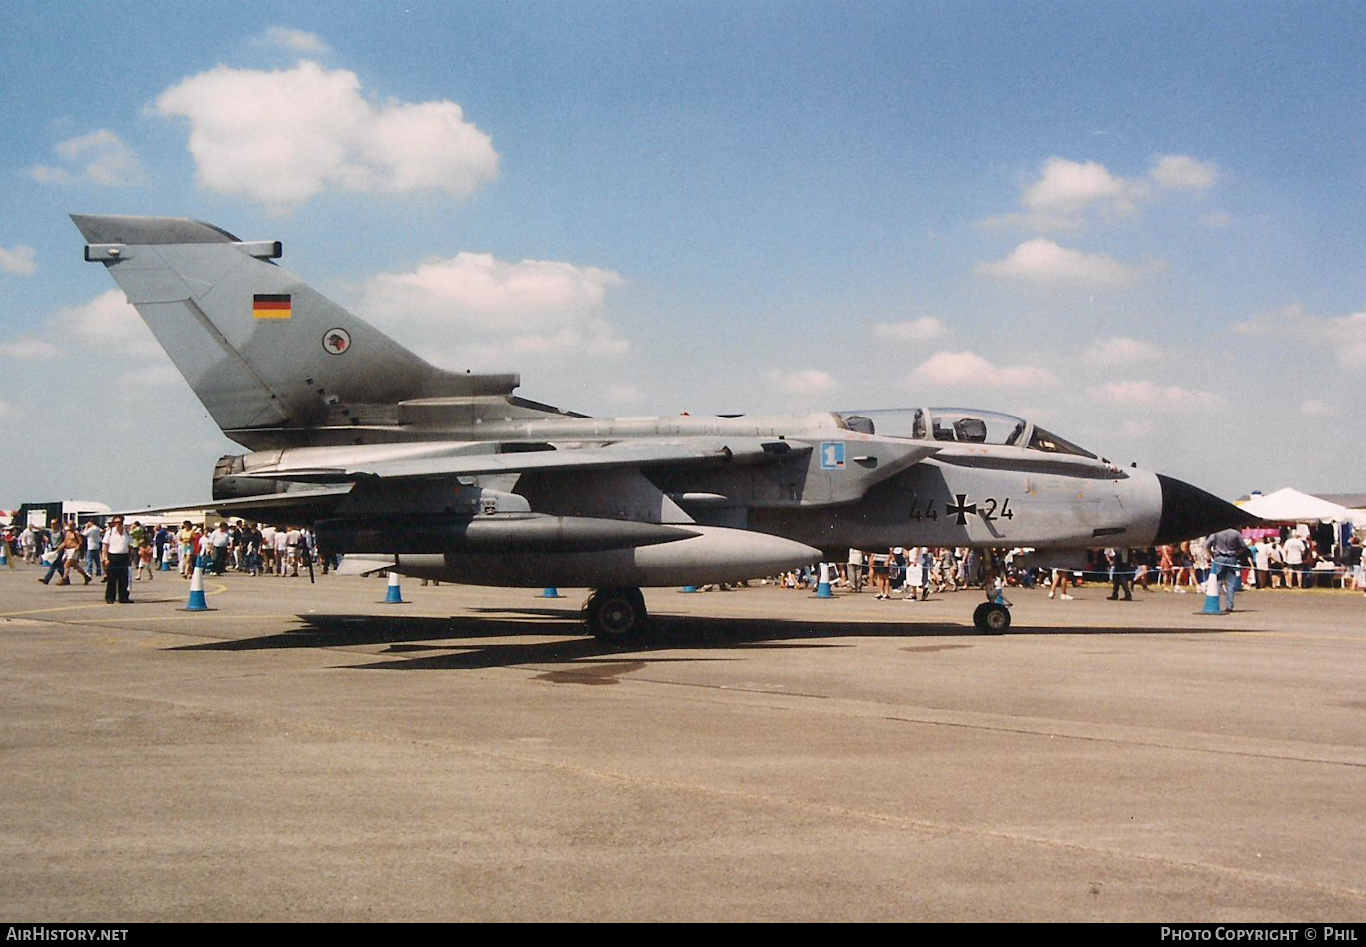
[584,587,648,640]
[973,601,1011,634]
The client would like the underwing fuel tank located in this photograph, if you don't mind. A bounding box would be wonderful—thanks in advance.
[316,514,698,555]
[391,526,823,589]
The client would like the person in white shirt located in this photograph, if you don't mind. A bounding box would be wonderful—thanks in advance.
[274,527,288,576]
[101,516,133,604]
[285,527,303,576]
[1265,537,1285,587]
[260,525,277,575]
[195,529,214,571]
[1253,539,1272,589]
[1283,535,1308,588]
[209,522,231,575]
[83,521,103,577]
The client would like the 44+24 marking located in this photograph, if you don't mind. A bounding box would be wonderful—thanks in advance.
[911,494,1014,526]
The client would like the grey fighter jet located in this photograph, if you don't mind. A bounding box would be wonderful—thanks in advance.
[73,215,1254,636]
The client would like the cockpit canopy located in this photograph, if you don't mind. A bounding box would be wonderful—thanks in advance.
[837,407,1096,459]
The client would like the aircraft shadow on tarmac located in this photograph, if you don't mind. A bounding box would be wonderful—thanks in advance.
[168,608,1232,672]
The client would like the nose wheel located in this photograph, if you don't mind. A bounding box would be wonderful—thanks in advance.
[973,600,1011,634]
[584,587,648,640]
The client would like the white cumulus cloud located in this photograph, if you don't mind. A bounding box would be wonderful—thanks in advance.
[1089,380,1224,411]
[259,27,332,54]
[1151,154,1219,190]
[0,245,37,276]
[766,368,840,395]
[1329,312,1366,369]
[1083,336,1162,366]
[976,239,1157,289]
[607,385,644,405]
[909,351,1057,389]
[0,337,65,360]
[871,317,951,342]
[1233,304,1297,336]
[54,289,162,357]
[360,253,622,331]
[1235,304,1366,370]
[1024,157,1140,217]
[154,60,499,209]
[116,365,184,390]
[356,252,628,368]
[27,130,144,187]
[984,154,1221,230]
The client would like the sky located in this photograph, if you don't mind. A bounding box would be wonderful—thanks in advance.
[1,1,1363,508]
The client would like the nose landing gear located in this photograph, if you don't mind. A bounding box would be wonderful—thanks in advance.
[972,600,1011,633]
[973,576,1013,634]
[972,565,1016,631]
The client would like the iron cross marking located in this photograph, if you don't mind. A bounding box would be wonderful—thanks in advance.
[946,494,977,526]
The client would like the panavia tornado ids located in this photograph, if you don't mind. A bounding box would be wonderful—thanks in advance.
[73,214,1254,636]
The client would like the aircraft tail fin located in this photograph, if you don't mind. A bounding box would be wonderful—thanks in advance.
[72,214,520,443]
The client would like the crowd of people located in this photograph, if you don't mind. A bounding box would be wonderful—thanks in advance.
[772,529,1366,603]
[776,546,1005,601]
[1095,533,1365,593]
[6,517,1364,604]
[166,520,334,579]
[4,519,332,604]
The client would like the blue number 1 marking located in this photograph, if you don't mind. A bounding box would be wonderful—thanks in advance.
[821,442,846,470]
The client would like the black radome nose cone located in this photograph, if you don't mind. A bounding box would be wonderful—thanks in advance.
[1155,474,1261,545]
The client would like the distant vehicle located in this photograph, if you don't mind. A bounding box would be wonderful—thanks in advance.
[74,214,1253,636]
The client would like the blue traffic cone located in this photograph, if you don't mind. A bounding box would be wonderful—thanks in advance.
[182,564,209,612]
[540,587,563,598]
[0,540,9,568]
[815,563,833,598]
[1202,576,1222,614]
[382,571,406,604]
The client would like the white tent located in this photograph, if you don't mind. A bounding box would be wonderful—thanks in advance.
[1239,488,1366,526]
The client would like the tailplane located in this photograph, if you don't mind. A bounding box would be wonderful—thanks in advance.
[72,214,520,443]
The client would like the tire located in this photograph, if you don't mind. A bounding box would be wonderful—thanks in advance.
[584,587,647,640]
[973,601,1011,634]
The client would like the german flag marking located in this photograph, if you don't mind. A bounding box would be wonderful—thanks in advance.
[252,293,292,319]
